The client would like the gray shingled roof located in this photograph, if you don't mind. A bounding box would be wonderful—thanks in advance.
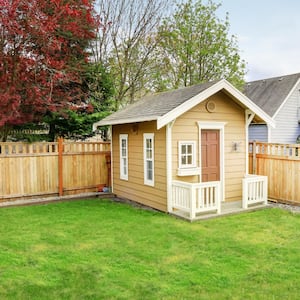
[244,73,300,117]
[97,81,217,125]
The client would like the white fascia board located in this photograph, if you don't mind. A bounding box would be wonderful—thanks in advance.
[157,79,275,130]
[273,78,300,119]
[221,81,276,128]
[157,80,226,129]
[94,115,159,127]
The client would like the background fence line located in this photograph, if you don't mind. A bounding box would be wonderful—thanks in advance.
[0,139,111,202]
[1,140,299,205]
[249,141,300,205]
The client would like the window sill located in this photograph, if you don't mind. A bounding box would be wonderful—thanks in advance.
[177,167,201,176]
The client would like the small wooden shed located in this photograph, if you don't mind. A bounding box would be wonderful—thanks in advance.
[95,80,275,220]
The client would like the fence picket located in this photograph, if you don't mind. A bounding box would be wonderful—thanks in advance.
[249,141,300,204]
[0,140,111,202]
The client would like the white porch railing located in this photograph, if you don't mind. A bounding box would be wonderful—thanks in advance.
[242,175,268,208]
[172,180,221,219]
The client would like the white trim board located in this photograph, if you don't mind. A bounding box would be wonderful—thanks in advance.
[94,80,275,130]
[273,78,300,119]
[157,80,275,129]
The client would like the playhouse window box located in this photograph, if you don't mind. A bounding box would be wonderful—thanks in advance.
[177,167,201,176]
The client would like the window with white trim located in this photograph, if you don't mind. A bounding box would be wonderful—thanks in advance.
[119,134,128,180]
[177,141,200,176]
[178,141,196,168]
[144,133,154,186]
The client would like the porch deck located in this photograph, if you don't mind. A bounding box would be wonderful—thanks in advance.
[171,175,269,221]
[171,200,269,221]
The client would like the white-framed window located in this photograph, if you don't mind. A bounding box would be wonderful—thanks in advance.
[144,133,154,186]
[177,141,200,176]
[178,141,196,169]
[119,134,128,180]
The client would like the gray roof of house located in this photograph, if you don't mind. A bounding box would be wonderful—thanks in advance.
[97,81,217,125]
[244,73,300,117]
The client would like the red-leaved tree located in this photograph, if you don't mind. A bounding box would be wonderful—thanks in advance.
[0,0,97,140]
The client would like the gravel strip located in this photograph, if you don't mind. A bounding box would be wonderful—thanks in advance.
[268,201,300,213]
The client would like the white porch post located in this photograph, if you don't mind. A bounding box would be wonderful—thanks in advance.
[110,125,114,193]
[216,183,221,214]
[263,177,268,205]
[245,110,255,176]
[190,185,196,219]
[166,120,175,213]
[242,178,248,209]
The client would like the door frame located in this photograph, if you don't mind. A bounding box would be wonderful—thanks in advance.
[197,121,226,201]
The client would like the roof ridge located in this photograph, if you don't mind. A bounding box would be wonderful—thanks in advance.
[247,72,300,84]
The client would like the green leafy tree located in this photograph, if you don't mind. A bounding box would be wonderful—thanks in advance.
[44,63,115,141]
[150,0,246,91]
[44,108,100,141]
[8,63,115,142]
[84,63,115,114]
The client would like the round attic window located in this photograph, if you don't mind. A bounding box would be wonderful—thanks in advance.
[206,100,216,113]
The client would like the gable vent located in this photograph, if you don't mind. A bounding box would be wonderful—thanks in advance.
[206,101,216,113]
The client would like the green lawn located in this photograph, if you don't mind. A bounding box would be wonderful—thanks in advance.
[0,199,300,299]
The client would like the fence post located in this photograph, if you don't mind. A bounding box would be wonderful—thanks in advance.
[58,137,64,196]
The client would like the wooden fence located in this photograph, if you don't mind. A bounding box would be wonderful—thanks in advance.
[249,141,300,204]
[0,138,111,202]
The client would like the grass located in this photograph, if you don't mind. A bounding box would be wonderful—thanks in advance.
[0,199,300,299]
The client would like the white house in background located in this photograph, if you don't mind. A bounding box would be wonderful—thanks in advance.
[244,73,300,144]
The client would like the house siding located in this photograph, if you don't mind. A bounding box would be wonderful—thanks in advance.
[112,121,167,211]
[172,91,246,202]
[249,124,268,142]
[270,81,300,143]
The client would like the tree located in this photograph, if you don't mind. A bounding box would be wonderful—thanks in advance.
[0,0,97,141]
[151,0,246,91]
[93,0,168,109]
[44,62,115,141]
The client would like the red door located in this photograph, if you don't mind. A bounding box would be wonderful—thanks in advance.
[201,130,220,182]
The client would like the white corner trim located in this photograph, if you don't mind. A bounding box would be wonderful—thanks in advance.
[110,125,114,193]
[245,112,250,176]
[166,120,175,213]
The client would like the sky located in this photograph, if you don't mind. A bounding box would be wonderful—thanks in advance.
[217,0,300,81]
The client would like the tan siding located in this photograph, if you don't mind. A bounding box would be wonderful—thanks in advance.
[112,121,167,211]
[172,91,246,201]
